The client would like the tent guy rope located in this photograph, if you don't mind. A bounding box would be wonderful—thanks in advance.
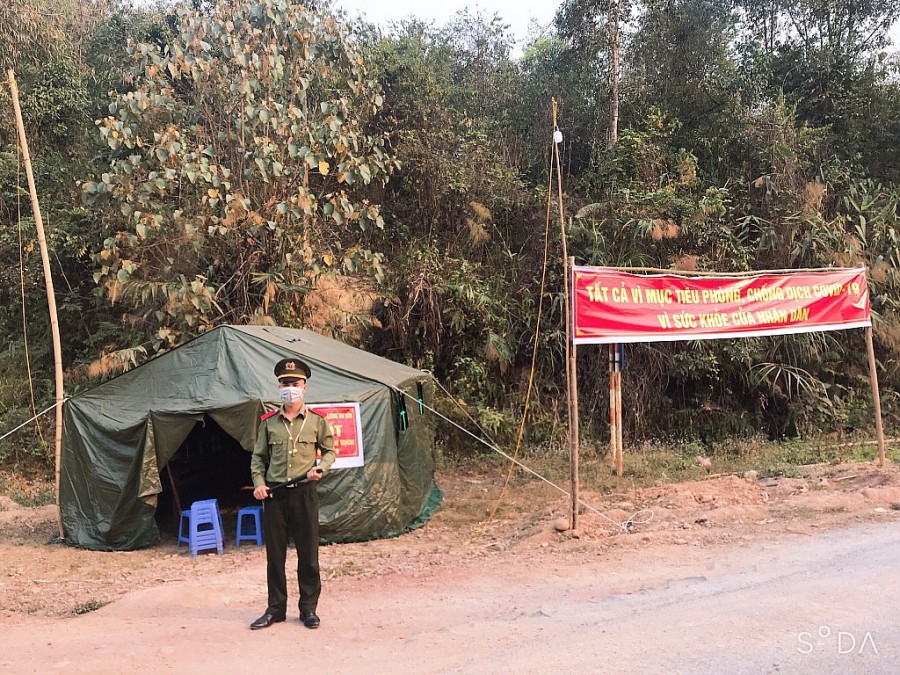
[400,381,653,535]
[478,102,559,533]
[0,402,63,444]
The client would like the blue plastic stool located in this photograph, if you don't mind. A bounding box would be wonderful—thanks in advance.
[177,510,191,546]
[236,505,264,547]
[177,498,217,547]
[177,498,224,556]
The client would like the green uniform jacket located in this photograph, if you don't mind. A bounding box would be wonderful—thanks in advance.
[251,406,336,487]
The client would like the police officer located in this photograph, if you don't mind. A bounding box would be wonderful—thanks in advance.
[249,357,335,630]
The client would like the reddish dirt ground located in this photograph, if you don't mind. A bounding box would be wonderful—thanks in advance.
[3,460,900,621]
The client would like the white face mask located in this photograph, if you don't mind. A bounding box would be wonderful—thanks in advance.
[279,386,304,404]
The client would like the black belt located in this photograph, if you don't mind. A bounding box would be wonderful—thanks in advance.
[267,475,311,494]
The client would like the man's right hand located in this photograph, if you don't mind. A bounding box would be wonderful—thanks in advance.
[253,485,271,500]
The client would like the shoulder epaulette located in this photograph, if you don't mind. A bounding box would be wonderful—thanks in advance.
[308,408,325,419]
[260,409,279,421]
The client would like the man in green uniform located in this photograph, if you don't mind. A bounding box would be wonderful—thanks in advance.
[249,357,335,630]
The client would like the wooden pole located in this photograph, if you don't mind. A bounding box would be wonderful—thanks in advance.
[166,463,183,525]
[608,345,625,476]
[615,347,624,476]
[8,69,66,539]
[864,325,886,467]
[609,345,617,469]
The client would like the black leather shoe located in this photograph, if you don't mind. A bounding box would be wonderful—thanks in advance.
[250,612,285,630]
[301,611,320,629]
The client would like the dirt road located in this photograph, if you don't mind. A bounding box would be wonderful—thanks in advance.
[2,461,900,673]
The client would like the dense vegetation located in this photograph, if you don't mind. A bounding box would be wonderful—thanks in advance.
[1,0,898,470]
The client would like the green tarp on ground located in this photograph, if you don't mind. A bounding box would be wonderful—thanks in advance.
[60,325,438,551]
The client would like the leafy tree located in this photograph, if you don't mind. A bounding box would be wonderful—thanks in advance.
[1,0,898,465]
[0,0,118,394]
[736,0,900,178]
[360,15,552,441]
[0,0,66,73]
[82,0,398,347]
[554,0,635,165]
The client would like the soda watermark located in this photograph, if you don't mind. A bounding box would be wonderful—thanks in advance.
[797,625,879,656]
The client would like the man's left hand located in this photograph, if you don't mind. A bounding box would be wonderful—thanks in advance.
[306,466,324,481]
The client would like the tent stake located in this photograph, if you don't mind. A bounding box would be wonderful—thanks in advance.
[8,69,66,540]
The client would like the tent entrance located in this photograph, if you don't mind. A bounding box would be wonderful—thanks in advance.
[156,414,256,536]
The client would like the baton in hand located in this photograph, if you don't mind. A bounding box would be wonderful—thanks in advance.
[265,467,324,495]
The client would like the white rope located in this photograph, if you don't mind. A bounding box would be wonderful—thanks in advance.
[423,370,497,447]
[400,380,653,534]
[0,401,64,443]
[4,384,659,533]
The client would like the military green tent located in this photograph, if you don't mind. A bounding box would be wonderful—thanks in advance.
[60,325,439,551]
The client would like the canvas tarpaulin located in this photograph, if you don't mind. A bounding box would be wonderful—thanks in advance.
[60,325,438,550]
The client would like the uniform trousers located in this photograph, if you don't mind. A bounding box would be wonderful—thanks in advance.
[262,481,321,618]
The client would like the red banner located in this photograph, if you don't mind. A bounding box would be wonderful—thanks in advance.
[308,402,364,469]
[572,267,870,344]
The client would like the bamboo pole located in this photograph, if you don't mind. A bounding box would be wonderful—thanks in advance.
[552,99,578,530]
[589,264,859,276]
[8,69,66,539]
[568,260,580,530]
[864,325,886,467]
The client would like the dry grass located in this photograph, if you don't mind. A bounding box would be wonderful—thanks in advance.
[802,181,826,217]
[301,275,379,340]
[650,218,680,241]
[673,254,698,271]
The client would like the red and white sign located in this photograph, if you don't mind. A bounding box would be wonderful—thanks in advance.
[572,266,870,344]
[309,402,364,469]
